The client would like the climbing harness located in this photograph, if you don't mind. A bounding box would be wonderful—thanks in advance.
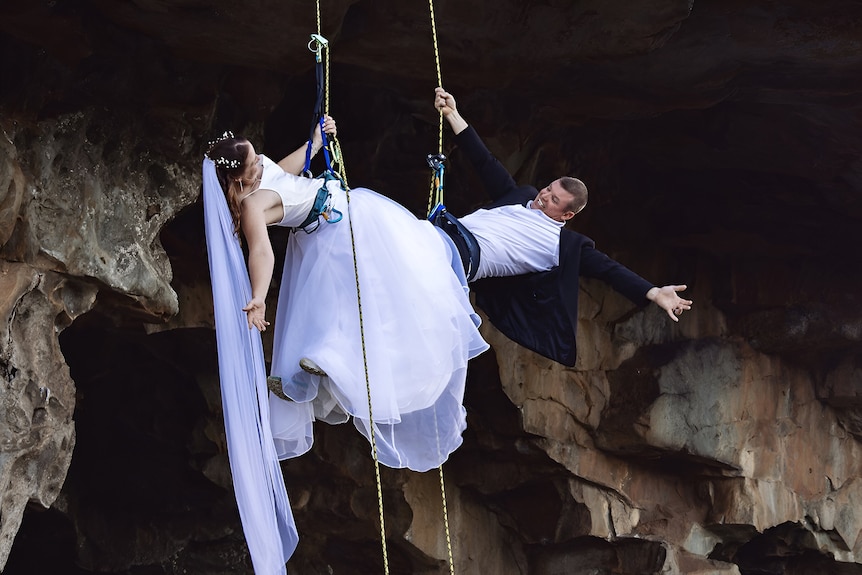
[429,203,481,282]
[427,148,480,282]
[296,172,343,234]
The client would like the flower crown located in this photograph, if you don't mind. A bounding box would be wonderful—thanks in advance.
[205,131,242,170]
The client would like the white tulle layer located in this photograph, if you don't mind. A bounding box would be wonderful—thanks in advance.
[269,186,488,472]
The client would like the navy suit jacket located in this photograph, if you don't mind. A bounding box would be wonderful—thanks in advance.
[455,126,654,366]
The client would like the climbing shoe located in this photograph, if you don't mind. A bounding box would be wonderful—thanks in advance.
[299,357,326,377]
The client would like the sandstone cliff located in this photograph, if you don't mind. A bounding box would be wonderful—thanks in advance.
[2,1,862,573]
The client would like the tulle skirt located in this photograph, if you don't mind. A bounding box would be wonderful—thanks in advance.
[269,185,489,472]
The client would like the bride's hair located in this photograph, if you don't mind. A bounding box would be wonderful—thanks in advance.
[207,134,250,237]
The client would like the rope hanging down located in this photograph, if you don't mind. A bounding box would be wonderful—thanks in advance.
[310,2,389,573]
[427,1,457,573]
[307,3,455,575]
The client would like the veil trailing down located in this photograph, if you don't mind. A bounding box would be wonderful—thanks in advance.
[202,157,297,575]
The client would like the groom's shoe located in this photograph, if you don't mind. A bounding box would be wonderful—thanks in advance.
[299,357,327,377]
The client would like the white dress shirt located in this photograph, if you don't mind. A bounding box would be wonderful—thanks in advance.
[460,201,563,280]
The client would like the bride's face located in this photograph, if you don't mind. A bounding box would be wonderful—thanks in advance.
[239,143,263,185]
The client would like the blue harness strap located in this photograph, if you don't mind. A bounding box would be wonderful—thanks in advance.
[297,34,344,234]
[302,46,334,177]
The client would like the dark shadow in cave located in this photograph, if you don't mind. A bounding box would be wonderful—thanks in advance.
[712,521,862,575]
[4,314,253,574]
[4,506,90,575]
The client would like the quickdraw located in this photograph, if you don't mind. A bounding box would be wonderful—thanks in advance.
[297,32,346,234]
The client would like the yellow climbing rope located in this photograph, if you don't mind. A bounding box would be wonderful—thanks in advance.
[427,0,457,573]
[316,0,350,188]
[313,2,387,573]
[433,409,457,575]
[345,196,390,575]
[429,0,444,157]
[312,2,455,573]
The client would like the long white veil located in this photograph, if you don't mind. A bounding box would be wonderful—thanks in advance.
[201,157,297,574]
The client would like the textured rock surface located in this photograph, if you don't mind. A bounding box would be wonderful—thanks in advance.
[2,0,862,573]
[0,262,85,568]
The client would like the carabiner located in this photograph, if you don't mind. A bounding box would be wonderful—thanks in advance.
[308,33,329,63]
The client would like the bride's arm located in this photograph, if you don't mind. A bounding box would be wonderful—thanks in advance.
[277,116,337,175]
[240,205,274,331]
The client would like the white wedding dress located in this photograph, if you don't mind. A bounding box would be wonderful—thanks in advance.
[263,161,488,472]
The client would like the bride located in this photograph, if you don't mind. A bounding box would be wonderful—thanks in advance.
[203,118,488,472]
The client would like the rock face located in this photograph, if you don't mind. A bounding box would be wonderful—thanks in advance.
[2,0,862,574]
